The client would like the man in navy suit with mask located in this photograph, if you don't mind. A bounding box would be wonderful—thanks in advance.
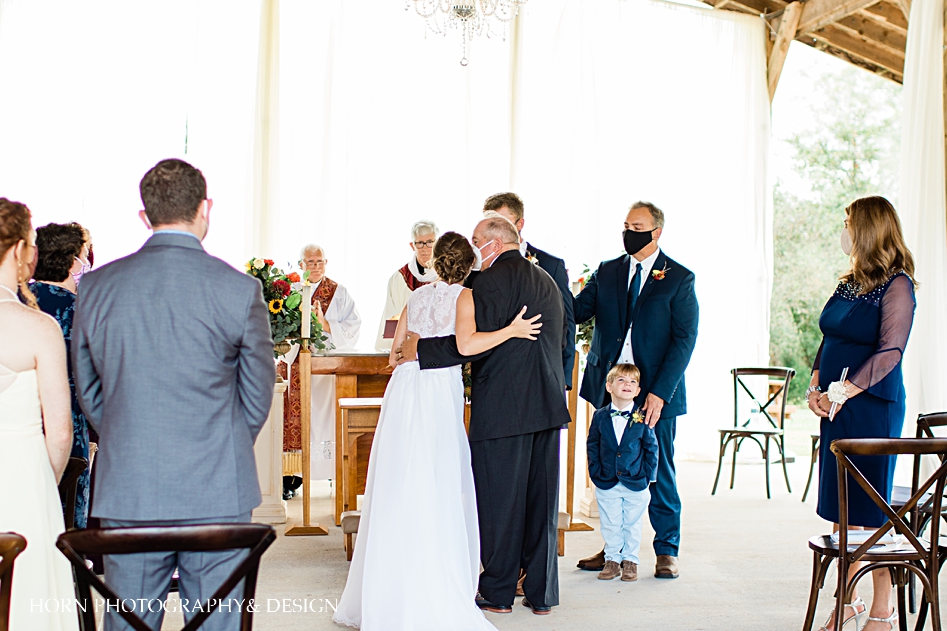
[573,201,698,580]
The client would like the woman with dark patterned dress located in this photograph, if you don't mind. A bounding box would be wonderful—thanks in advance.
[806,197,917,631]
[31,222,92,529]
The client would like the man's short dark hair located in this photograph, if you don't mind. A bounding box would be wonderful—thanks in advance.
[34,222,85,282]
[483,192,525,223]
[139,159,207,227]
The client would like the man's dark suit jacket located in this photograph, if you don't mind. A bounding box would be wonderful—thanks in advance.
[525,242,576,389]
[573,250,698,413]
[417,250,572,441]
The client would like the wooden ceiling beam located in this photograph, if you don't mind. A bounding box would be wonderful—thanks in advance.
[797,0,882,32]
[831,14,907,54]
[768,2,804,100]
[805,23,905,75]
[861,2,909,31]
[894,0,911,20]
[806,39,903,82]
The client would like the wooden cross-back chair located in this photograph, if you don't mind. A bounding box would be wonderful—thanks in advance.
[892,412,947,614]
[57,524,275,631]
[712,367,795,499]
[0,533,27,631]
[802,438,947,631]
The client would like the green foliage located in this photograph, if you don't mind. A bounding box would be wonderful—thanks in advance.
[770,66,901,403]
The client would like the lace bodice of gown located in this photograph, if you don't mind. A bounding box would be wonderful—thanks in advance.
[407,281,465,339]
[0,366,43,435]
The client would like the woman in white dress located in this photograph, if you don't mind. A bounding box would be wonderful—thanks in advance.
[333,232,542,631]
[0,198,78,631]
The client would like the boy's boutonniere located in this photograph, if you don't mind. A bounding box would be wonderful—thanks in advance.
[651,263,670,281]
[631,409,645,424]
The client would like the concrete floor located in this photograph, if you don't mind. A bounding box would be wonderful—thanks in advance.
[155,458,941,631]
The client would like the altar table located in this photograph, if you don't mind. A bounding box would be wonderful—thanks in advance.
[311,351,392,525]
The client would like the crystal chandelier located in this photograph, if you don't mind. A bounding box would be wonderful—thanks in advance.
[407,0,527,66]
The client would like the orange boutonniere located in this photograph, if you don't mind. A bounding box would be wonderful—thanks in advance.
[631,410,645,424]
[526,253,540,266]
[651,264,670,281]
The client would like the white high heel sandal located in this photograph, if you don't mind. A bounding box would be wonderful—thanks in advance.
[819,597,868,631]
[865,608,897,630]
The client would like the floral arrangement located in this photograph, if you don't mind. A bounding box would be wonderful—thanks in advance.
[631,409,645,424]
[245,257,330,355]
[575,264,594,349]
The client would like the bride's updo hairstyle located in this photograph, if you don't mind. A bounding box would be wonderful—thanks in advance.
[0,198,38,309]
[432,231,476,285]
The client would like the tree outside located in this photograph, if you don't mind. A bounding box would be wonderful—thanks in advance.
[770,62,901,404]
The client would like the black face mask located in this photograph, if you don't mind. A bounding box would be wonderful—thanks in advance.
[623,228,654,257]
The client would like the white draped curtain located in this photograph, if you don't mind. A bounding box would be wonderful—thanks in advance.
[0,0,772,456]
[899,0,947,433]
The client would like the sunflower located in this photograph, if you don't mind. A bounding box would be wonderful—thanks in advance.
[268,299,283,314]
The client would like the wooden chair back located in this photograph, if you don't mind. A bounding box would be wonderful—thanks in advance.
[832,438,947,611]
[57,524,275,631]
[731,367,795,430]
[0,533,27,631]
[57,456,89,531]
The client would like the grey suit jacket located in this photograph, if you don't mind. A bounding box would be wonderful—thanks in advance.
[72,232,276,521]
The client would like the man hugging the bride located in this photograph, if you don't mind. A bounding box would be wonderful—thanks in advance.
[333,215,571,630]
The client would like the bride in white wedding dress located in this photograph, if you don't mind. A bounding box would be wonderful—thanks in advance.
[0,199,77,631]
[333,232,541,631]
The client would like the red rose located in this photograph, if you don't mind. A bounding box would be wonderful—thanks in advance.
[273,279,291,297]
[264,259,275,266]
[287,272,301,283]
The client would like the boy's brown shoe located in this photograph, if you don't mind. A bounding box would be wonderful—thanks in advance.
[620,561,638,582]
[597,560,621,580]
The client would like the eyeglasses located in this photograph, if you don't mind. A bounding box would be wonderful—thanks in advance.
[305,259,326,267]
[413,240,436,249]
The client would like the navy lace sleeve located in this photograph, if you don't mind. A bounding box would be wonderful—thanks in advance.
[812,339,824,374]
[849,274,915,392]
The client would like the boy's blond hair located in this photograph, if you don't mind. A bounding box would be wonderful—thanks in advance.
[606,363,640,384]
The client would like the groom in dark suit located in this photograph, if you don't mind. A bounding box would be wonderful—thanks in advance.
[573,201,698,580]
[399,215,571,614]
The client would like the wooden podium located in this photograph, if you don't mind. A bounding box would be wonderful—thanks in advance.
[309,351,392,525]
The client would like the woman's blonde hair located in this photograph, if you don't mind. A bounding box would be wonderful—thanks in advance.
[840,196,917,294]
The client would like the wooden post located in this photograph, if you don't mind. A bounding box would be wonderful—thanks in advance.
[285,345,329,536]
[767,2,804,102]
[566,351,593,534]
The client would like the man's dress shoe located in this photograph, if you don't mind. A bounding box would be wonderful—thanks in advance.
[522,598,551,615]
[475,594,512,614]
[654,554,679,579]
[577,548,606,571]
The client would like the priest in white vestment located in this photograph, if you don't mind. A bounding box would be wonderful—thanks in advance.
[374,220,439,350]
[301,243,361,480]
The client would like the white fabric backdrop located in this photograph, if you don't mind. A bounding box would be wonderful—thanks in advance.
[0,0,771,458]
[899,0,947,434]
[509,0,772,456]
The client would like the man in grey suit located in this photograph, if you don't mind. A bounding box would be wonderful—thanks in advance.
[73,158,276,631]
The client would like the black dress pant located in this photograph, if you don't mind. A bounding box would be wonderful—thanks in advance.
[469,428,560,608]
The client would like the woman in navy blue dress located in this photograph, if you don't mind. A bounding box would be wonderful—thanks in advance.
[31,222,92,530]
[806,196,916,631]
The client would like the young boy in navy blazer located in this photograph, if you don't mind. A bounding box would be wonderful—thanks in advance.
[587,363,659,582]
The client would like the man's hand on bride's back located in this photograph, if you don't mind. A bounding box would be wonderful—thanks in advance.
[510,306,542,340]
[395,332,420,366]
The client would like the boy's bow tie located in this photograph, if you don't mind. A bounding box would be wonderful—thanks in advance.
[611,409,632,419]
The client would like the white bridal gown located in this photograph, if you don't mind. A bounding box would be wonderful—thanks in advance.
[0,361,79,631]
[333,282,495,631]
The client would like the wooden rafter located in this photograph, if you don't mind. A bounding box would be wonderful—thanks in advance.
[831,14,907,55]
[797,0,882,32]
[808,23,905,75]
[768,2,804,100]
[861,3,909,31]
